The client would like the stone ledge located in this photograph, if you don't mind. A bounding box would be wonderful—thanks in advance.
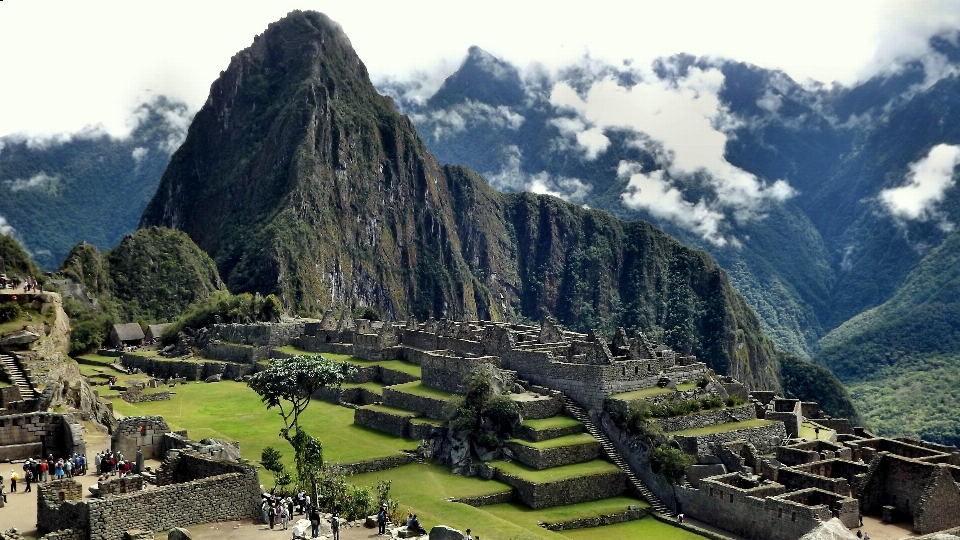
[543,506,648,530]
[506,438,600,470]
[516,421,583,443]
[494,467,627,509]
[354,405,418,437]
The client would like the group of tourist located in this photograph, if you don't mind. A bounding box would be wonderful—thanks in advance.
[94,450,132,477]
[1,453,88,500]
[261,488,342,539]
[0,275,41,293]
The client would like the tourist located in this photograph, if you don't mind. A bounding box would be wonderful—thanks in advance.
[0,481,6,503]
[465,529,472,540]
[857,531,863,538]
[268,502,277,529]
[261,496,270,524]
[409,515,424,535]
[678,513,684,523]
[406,512,413,528]
[286,496,294,521]
[377,504,387,535]
[296,488,307,514]
[279,502,289,530]
[9,470,17,492]
[859,509,863,526]
[64,458,73,478]
[24,467,32,493]
[329,512,340,540]
[55,459,64,479]
[309,507,321,538]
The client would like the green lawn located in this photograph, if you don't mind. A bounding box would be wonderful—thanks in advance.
[493,459,620,483]
[521,416,582,431]
[560,517,707,540]
[361,404,420,417]
[389,381,455,401]
[275,349,423,377]
[350,462,685,540]
[410,417,445,426]
[106,380,418,470]
[799,422,836,441]
[670,419,777,437]
[609,382,698,402]
[0,306,53,335]
[75,353,121,366]
[508,433,597,450]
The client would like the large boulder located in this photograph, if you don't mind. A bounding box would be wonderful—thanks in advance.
[798,519,858,540]
[428,525,464,540]
[167,528,193,540]
[197,438,241,460]
[0,330,40,347]
[204,374,221,383]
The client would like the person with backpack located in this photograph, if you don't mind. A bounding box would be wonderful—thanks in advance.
[329,512,340,540]
[278,502,289,530]
[268,502,277,529]
[24,468,32,493]
[9,470,17,492]
[377,504,387,535]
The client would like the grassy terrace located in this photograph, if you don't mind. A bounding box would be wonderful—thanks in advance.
[799,422,837,441]
[351,463,679,540]
[0,306,54,335]
[275,348,424,378]
[562,518,706,540]
[361,404,420,417]
[521,416,582,431]
[74,353,121,366]
[609,381,698,401]
[508,433,597,450]
[670,419,777,437]
[343,381,386,394]
[106,380,418,472]
[410,417,445,426]
[493,459,620,483]
[389,381,455,401]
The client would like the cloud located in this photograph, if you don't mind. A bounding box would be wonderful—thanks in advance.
[486,145,591,202]
[411,100,524,141]
[0,215,15,237]
[618,162,727,245]
[550,117,610,160]
[879,143,960,228]
[5,172,58,193]
[132,147,149,162]
[756,89,783,114]
[551,65,795,242]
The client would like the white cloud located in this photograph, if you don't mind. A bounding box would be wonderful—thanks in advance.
[132,147,149,162]
[618,162,727,245]
[757,89,783,114]
[486,145,591,202]
[551,66,795,242]
[5,172,58,193]
[550,117,610,160]
[879,143,960,227]
[0,215,15,237]
[576,128,610,160]
[412,100,524,141]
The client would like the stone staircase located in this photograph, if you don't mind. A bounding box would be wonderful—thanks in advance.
[1,353,37,403]
[562,395,670,515]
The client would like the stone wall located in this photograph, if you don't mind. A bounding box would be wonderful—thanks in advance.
[353,406,414,438]
[514,393,563,420]
[452,491,514,507]
[95,474,145,496]
[0,385,23,408]
[209,322,305,347]
[674,422,787,455]
[654,405,756,433]
[544,506,647,531]
[859,452,960,533]
[121,354,257,381]
[0,412,73,460]
[516,421,582,442]
[378,366,419,386]
[382,387,447,419]
[420,354,506,393]
[111,416,170,460]
[506,439,600,470]
[334,454,414,476]
[494,467,626,509]
[201,342,270,364]
[291,337,353,355]
[118,388,171,404]
[37,480,87,536]
[766,411,801,439]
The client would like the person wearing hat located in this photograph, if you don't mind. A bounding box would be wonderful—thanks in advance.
[9,470,17,492]
[377,504,388,535]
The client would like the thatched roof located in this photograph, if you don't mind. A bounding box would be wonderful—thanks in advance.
[145,323,171,340]
[111,323,145,343]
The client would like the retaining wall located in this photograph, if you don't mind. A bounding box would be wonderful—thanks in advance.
[495,467,626,509]
[506,439,600,470]
[674,422,787,455]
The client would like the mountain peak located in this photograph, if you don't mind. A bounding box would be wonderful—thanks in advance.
[427,46,525,109]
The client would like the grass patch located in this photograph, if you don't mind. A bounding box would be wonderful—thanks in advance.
[483,497,648,531]
[799,422,836,441]
[508,433,597,450]
[521,416,581,431]
[493,459,620,483]
[670,419,776,437]
[74,353,121,366]
[375,359,422,377]
[0,306,53,335]
[410,417,445,426]
[361,404,420,417]
[274,349,423,377]
[609,382,698,402]
[560,517,707,539]
[389,381,455,401]
[350,463,672,540]
[106,380,418,472]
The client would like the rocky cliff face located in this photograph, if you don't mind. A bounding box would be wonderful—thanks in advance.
[139,11,781,390]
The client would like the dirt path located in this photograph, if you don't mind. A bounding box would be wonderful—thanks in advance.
[179,520,426,540]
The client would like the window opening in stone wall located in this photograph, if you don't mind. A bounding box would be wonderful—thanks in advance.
[730,494,734,502]
[792,512,796,521]
[635,366,639,375]
[778,508,783,518]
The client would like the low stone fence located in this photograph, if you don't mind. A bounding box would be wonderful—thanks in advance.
[515,393,563,420]
[652,405,756,433]
[202,342,271,364]
[95,474,145,496]
[506,438,600,470]
[543,505,648,531]
[334,454,414,476]
[452,491,514,507]
[382,387,447,419]
[674,422,788,456]
[121,353,257,381]
[494,467,626,509]
[119,387,171,404]
[379,366,419,386]
[516,421,583,442]
[354,406,415,438]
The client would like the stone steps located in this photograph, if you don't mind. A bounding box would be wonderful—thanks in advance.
[1,354,36,402]
[562,396,670,515]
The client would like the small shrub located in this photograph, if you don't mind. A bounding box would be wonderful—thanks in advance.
[702,395,725,409]
[651,444,694,481]
[726,395,747,407]
[0,302,22,323]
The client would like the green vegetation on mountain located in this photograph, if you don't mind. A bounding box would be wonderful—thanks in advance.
[0,233,42,281]
[55,227,224,352]
[0,97,190,269]
[817,227,960,442]
[139,11,785,391]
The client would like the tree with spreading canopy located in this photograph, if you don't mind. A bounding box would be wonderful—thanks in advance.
[248,354,355,497]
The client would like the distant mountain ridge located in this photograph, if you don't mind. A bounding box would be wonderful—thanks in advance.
[138,10,808,396]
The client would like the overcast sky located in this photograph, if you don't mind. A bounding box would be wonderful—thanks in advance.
[1,0,960,138]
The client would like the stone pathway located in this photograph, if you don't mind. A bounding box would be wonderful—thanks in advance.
[179,520,425,540]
